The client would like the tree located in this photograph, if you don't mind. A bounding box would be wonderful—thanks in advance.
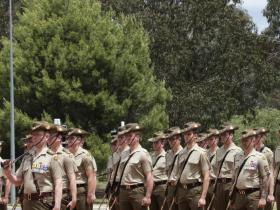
[0,0,171,170]
[230,108,280,150]
[101,0,277,127]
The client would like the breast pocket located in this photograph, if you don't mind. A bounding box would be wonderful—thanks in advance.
[188,155,200,170]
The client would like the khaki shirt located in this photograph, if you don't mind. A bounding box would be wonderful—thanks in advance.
[151,150,168,182]
[73,147,97,185]
[235,149,270,189]
[274,147,280,180]
[115,146,130,182]
[119,145,152,185]
[259,146,273,169]
[215,143,242,178]
[207,147,218,178]
[54,146,78,189]
[16,147,62,194]
[172,144,210,184]
[107,151,120,182]
[166,145,183,179]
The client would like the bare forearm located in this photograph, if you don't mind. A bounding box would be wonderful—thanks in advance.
[5,173,22,186]
[269,169,274,196]
[261,176,269,199]
[201,171,210,199]
[69,174,77,202]
[4,179,11,198]
[87,173,96,196]
[145,172,153,198]
[54,179,62,209]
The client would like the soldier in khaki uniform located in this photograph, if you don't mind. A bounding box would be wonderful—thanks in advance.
[118,123,153,210]
[213,123,242,210]
[148,131,168,210]
[66,128,97,210]
[16,134,34,209]
[274,126,280,210]
[3,122,63,210]
[106,129,121,210]
[48,124,77,210]
[205,129,220,209]
[165,127,183,210]
[230,129,270,210]
[0,142,11,210]
[171,122,210,210]
[254,128,274,210]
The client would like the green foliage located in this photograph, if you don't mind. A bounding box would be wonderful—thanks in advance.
[0,0,171,171]
[101,0,278,127]
[0,101,33,158]
[229,108,280,150]
[263,0,280,37]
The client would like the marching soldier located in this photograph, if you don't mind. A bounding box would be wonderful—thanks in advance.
[107,127,125,210]
[66,128,97,210]
[106,130,119,185]
[230,129,270,210]
[171,122,210,210]
[213,123,242,210]
[117,123,153,210]
[274,126,280,209]
[148,131,168,210]
[0,142,11,210]
[255,128,274,210]
[48,124,77,210]
[165,127,183,210]
[3,122,63,210]
[16,135,34,209]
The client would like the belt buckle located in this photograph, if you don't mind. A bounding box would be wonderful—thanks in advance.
[125,185,131,190]
[27,194,31,200]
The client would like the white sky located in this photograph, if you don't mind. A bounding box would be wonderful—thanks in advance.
[241,0,268,32]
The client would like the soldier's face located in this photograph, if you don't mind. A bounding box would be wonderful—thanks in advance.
[152,140,163,151]
[207,136,216,148]
[67,135,81,148]
[168,136,180,149]
[220,132,232,144]
[48,133,59,145]
[241,136,255,150]
[32,130,48,146]
[118,135,126,146]
[183,131,195,144]
[111,142,118,152]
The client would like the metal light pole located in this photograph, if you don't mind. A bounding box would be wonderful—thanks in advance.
[9,0,16,203]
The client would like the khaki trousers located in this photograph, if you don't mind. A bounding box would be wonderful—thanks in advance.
[233,190,262,210]
[0,204,7,210]
[214,181,232,210]
[23,199,53,210]
[176,185,203,210]
[275,183,280,210]
[74,186,93,210]
[119,186,148,210]
[166,184,178,210]
[150,183,167,210]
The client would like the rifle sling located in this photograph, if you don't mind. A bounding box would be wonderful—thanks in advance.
[115,151,139,194]
[153,155,164,168]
